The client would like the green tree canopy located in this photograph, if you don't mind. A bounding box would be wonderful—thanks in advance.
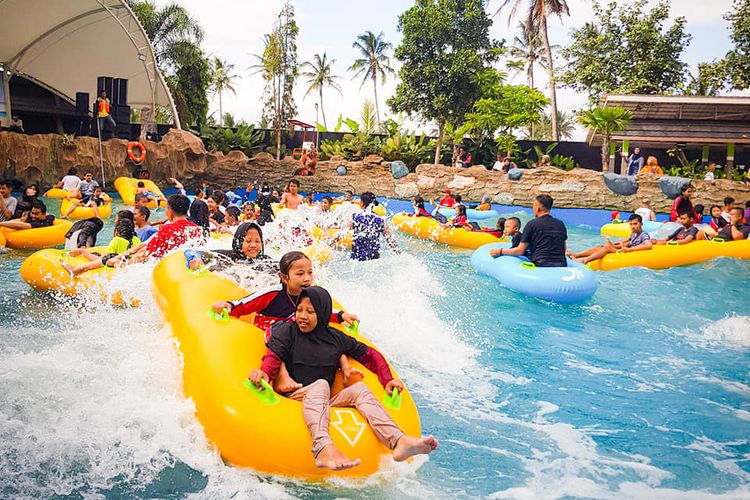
[560,0,691,104]
[724,0,750,90]
[349,31,395,129]
[389,0,500,163]
[301,52,341,129]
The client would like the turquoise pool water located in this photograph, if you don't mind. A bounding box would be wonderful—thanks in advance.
[1,196,749,498]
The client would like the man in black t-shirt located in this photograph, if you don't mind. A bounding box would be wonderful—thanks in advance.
[489,194,568,267]
[656,211,701,245]
[0,200,54,230]
[715,207,750,241]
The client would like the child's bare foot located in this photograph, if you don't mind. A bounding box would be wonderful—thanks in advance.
[315,444,361,470]
[274,371,302,393]
[343,367,365,386]
[392,435,438,462]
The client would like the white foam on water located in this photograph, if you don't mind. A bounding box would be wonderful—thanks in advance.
[693,376,750,397]
[698,315,750,348]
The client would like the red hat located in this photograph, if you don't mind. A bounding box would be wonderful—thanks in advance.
[441,189,452,194]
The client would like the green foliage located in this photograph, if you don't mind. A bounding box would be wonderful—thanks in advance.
[166,42,212,128]
[560,0,691,104]
[578,106,632,171]
[380,131,436,169]
[349,31,395,127]
[301,52,342,129]
[211,57,238,118]
[460,69,549,154]
[318,132,382,161]
[200,124,266,157]
[389,0,500,160]
[686,62,731,96]
[524,110,576,140]
[724,0,750,90]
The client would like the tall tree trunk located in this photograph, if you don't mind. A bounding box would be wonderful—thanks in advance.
[434,120,445,165]
[219,91,223,125]
[372,74,381,130]
[319,87,327,129]
[601,138,609,172]
[540,16,559,141]
[528,63,535,138]
[275,74,282,160]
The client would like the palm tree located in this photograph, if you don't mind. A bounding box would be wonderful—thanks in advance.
[510,20,546,89]
[349,31,395,129]
[578,107,632,172]
[211,57,238,121]
[301,52,342,129]
[496,0,570,141]
[525,110,575,140]
[127,1,204,70]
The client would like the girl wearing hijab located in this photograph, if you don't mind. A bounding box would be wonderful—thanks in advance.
[348,192,399,261]
[14,183,39,218]
[184,222,270,271]
[189,195,210,234]
[626,147,644,176]
[61,218,140,275]
[249,286,438,471]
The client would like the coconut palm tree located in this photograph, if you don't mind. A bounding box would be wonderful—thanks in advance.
[211,57,238,121]
[525,110,575,140]
[301,52,342,129]
[578,107,632,172]
[349,31,395,129]
[127,1,204,70]
[496,0,570,141]
[510,20,546,89]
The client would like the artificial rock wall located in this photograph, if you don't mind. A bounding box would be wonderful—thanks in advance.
[1,129,748,212]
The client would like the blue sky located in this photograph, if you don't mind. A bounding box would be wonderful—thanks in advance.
[161,0,741,140]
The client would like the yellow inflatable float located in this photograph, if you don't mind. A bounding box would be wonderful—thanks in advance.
[60,199,113,219]
[588,239,750,271]
[114,177,166,208]
[1,219,72,250]
[20,247,138,305]
[332,201,387,217]
[311,226,353,249]
[152,252,420,478]
[392,212,505,249]
[0,230,6,248]
[43,188,72,198]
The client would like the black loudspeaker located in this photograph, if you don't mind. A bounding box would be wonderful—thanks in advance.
[116,78,128,105]
[110,78,120,106]
[96,76,113,98]
[115,123,132,140]
[114,105,131,124]
[75,92,90,116]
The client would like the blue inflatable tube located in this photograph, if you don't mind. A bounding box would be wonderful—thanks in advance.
[438,207,499,221]
[471,243,598,304]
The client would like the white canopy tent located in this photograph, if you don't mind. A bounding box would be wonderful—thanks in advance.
[0,0,179,128]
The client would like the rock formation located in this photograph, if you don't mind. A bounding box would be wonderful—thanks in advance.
[1,129,748,212]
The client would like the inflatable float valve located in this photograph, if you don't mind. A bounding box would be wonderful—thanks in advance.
[344,320,359,335]
[383,387,402,411]
[243,378,280,406]
[206,308,230,322]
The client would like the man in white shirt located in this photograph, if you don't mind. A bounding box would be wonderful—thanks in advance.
[721,197,735,223]
[57,168,81,192]
[634,197,656,222]
[704,162,717,181]
[0,179,18,222]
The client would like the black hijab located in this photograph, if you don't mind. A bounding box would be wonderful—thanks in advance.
[299,286,333,335]
[189,198,210,232]
[215,222,266,261]
[15,183,39,216]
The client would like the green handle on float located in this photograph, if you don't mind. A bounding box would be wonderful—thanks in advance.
[344,320,359,335]
[667,240,679,246]
[712,237,725,243]
[244,378,280,406]
[207,308,230,322]
[383,387,402,410]
[520,261,536,270]
[190,266,208,276]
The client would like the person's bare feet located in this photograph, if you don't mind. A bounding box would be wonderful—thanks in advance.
[274,371,302,393]
[315,444,361,470]
[342,367,364,386]
[392,435,438,462]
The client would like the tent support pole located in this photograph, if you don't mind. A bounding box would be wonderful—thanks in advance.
[96,117,106,189]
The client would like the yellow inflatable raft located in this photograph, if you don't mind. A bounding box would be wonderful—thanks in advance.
[1,218,72,250]
[44,188,72,198]
[392,212,505,249]
[0,230,6,248]
[588,239,750,271]
[332,201,387,217]
[20,247,137,305]
[152,252,420,478]
[311,226,353,249]
[114,177,166,208]
[60,199,113,219]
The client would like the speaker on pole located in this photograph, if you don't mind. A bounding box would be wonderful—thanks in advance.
[75,92,90,115]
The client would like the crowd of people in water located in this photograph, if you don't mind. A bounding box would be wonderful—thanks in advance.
[3,165,750,470]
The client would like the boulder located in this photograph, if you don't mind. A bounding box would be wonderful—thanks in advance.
[363,154,384,165]
[659,175,691,199]
[603,173,638,196]
[390,160,409,180]
[508,168,524,181]
[336,165,348,176]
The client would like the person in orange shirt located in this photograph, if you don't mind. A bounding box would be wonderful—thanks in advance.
[640,156,664,175]
[96,90,117,133]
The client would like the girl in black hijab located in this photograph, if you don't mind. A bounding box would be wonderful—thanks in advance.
[184,222,270,271]
[14,183,39,218]
[249,286,438,471]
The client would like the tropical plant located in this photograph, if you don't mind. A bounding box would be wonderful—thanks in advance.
[578,107,632,172]
[685,62,730,96]
[211,57,238,119]
[722,0,750,90]
[301,52,342,129]
[349,31,395,129]
[128,0,209,127]
[496,0,570,141]
[318,132,383,161]
[390,0,500,163]
[510,20,546,89]
[559,0,691,104]
[315,114,345,133]
[381,131,436,169]
[250,1,298,159]
[359,100,378,135]
[200,123,266,157]
[524,110,575,140]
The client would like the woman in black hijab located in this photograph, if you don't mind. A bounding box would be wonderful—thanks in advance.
[184,222,272,272]
[14,183,39,218]
[249,286,438,471]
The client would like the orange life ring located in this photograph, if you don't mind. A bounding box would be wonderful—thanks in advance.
[127,141,146,163]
